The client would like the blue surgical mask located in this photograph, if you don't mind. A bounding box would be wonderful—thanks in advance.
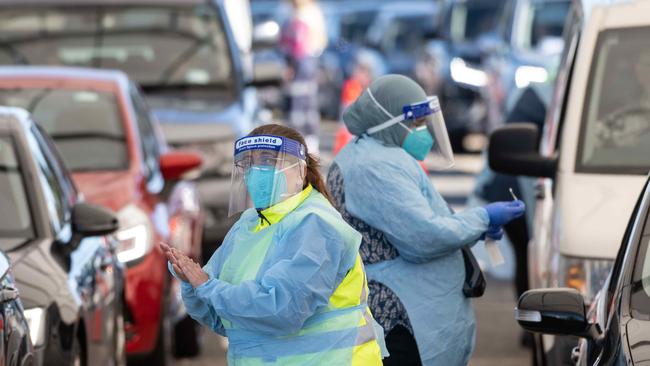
[244,165,291,209]
[401,124,434,161]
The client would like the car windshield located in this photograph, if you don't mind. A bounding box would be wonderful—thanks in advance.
[377,14,437,54]
[0,88,129,171]
[577,27,650,175]
[0,5,233,89]
[521,0,570,50]
[449,2,505,43]
[0,135,33,241]
[339,10,380,45]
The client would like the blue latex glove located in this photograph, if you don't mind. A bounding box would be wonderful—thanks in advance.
[484,200,526,227]
[479,226,504,241]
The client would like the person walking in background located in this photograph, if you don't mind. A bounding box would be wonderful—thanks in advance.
[280,0,327,154]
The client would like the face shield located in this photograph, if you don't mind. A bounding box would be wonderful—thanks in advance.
[229,135,307,217]
[366,92,455,168]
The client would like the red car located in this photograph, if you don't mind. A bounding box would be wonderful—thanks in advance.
[0,66,204,364]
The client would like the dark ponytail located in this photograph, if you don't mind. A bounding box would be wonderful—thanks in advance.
[248,124,334,205]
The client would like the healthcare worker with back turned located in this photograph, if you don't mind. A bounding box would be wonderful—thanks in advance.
[327,74,525,365]
[162,124,383,366]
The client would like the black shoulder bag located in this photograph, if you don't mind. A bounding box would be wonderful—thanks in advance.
[461,246,486,298]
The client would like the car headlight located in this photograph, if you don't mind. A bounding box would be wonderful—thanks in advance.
[24,307,46,347]
[515,65,548,88]
[115,205,154,264]
[450,57,487,88]
[558,255,613,303]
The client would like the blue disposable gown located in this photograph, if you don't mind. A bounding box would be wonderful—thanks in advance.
[170,201,363,358]
[335,136,490,365]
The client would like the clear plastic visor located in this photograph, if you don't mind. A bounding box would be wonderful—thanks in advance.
[229,145,307,217]
[366,95,455,169]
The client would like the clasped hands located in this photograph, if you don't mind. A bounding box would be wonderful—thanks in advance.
[160,242,209,288]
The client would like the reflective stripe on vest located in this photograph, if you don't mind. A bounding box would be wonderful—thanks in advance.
[218,192,381,364]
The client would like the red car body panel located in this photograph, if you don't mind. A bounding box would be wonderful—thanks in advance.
[0,72,202,356]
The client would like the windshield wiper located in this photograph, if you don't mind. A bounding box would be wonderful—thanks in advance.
[0,165,19,173]
[0,42,29,64]
[140,81,231,93]
[48,132,125,141]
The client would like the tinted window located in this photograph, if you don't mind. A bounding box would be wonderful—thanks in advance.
[339,10,379,45]
[577,27,650,175]
[0,5,233,88]
[379,15,437,54]
[0,88,128,171]
[130,86,160,177]
[25,126,67,233]
[0,135,33,239]
[521,1,570,50]
[449,2,505,42]
[130,85,164,193]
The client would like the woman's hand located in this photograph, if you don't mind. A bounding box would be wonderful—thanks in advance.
[179,254,209,288]
[160,242,189,283]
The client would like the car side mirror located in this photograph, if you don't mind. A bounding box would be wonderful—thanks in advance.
[515,288,599,339]
[253,20,281,50]
[72,202,119,237]
[488,123,558,178]
[160,151,203,181]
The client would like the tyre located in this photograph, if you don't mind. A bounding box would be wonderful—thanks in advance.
[113,312,126,366]
[71,334,84,366]
[173,315,201,358]
[149,309,173,366]
[133,298,173,366]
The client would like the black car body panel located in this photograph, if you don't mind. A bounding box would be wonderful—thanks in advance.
[0,108,125,366]
[0,251,33,366]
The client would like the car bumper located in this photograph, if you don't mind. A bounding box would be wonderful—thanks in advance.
[124,249,166,355]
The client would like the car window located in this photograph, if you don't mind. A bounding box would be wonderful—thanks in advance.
[0,5,234,89]
[630,182,650,317]
[339,10,379,45]
[32,124,77,209]
[25,125,69,233]
[576,27,650,175]
[519,1,570,50]
[448,2,506,43]
[0,134,33,240]
[379,15,437,55]
[130,84,164,192]
[541,2,580,154]
[0,88,129,171]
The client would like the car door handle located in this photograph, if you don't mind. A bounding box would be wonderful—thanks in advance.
[0,287,19,302]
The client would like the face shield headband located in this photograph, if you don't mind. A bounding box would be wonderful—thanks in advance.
[364,90,455,167]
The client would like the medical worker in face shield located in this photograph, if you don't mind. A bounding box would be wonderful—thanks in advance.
[162,124,383,366]
[327,75,525,366]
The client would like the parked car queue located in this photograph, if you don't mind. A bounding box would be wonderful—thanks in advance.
[0,65,208,366]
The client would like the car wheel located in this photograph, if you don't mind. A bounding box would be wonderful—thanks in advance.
[173,315,201,358]
[114,312,126,366]
[146,298,174,366]
[71,335,84,366]
[531,334,544,366]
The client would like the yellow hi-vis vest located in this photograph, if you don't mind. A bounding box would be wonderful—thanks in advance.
[218,188,382,365]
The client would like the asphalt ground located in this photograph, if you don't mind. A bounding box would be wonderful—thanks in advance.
[178,121,531,366]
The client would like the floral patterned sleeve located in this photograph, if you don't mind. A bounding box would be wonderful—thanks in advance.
[327,163,413,335]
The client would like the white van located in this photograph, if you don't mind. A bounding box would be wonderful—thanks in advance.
[489,0,650,364]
